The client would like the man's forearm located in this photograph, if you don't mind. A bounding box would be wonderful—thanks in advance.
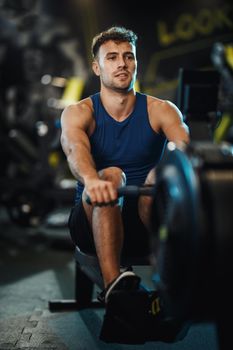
[67,144,98,184]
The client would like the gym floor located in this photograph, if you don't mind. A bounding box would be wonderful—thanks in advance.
[0,207,219,350]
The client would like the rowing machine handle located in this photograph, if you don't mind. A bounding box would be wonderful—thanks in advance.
[85,185,155,205]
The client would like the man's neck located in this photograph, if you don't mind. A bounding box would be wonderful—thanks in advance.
[100,88,136,121]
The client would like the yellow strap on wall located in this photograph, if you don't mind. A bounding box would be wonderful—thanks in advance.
[214,113,232,143]
[48,151,60,168]
[225,44,233,70]
[61,77,85,106]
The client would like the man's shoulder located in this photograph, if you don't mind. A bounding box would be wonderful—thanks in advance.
[146,95,181,114]
[146,95,171,112]
[62,97,94,118]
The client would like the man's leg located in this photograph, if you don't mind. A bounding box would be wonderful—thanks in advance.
[138,168,156,233]
[82,166,125,287]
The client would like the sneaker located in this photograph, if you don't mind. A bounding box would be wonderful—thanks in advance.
[120,265,133,273]
[98,271,141,304]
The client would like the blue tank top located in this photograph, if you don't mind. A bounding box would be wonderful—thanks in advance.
[75,92,167,202]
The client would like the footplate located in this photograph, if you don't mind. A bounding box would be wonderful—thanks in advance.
[99,290,190,344]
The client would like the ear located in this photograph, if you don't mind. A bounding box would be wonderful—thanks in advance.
[92,60,100,76]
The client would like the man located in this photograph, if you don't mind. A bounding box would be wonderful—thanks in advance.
[60,26,190,304]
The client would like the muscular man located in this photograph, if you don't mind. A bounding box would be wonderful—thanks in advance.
[60,26,190,304]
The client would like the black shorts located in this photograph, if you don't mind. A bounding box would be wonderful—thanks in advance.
[68,197,150,257]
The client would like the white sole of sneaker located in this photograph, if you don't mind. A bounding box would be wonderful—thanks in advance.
[105,271,141,303]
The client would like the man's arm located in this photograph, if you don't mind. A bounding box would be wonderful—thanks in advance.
[60,101,117,204]
[60,101,98,183]
[159,100,190,147]
[149,97,190,148]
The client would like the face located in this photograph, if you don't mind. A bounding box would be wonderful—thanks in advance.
[92,40,137,92]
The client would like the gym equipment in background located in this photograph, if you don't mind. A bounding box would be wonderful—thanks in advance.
[177,68,221,141]
[211,42,233,144]
[151,140,233,350]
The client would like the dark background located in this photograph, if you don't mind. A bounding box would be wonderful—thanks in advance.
[0,0,232,227]
[1,0,232,99]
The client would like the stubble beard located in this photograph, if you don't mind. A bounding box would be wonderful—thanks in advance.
[102,76,136,93]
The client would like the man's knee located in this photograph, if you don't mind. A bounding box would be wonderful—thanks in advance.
[144,168,156,185]
[99,167,126,187]
[138,168,155,231]
[99,167,126,208]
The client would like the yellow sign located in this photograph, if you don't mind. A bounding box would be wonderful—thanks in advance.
[157,6,233,47]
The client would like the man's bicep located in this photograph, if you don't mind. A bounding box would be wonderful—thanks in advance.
[60,104,92,153]
[164,120,190,143]
[61,104,89,133]
[161,104,190,144]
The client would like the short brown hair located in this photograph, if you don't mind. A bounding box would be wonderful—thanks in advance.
[91,26,138,58]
